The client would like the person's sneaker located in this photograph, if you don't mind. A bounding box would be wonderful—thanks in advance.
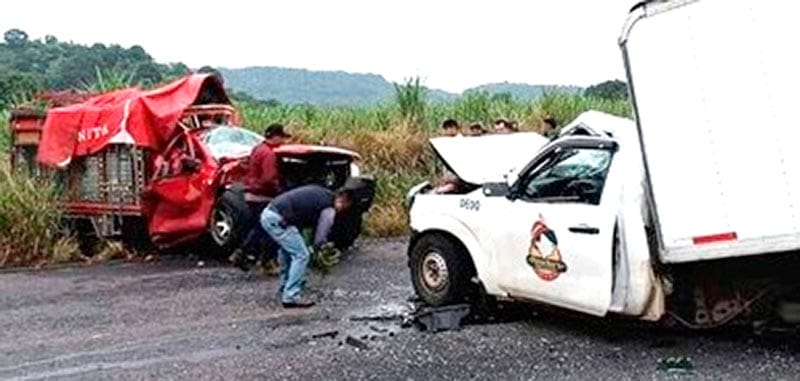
[282,297,315,308]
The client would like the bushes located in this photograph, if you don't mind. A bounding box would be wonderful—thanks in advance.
[0,164,80,267]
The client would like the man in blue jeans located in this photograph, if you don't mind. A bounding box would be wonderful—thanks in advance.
[260,184,353,308]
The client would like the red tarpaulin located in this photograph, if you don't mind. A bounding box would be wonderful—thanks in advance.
[37,73,230,167]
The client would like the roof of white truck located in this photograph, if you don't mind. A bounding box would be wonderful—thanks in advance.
[559,110,636,142]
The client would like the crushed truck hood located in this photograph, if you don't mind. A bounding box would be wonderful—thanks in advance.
[430,132,548,185]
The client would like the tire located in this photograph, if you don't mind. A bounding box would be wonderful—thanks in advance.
[409,234,477,306]
[208,190,251,257]
[329,211,363,251]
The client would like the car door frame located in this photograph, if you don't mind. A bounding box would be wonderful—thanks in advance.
[488,136,621,316]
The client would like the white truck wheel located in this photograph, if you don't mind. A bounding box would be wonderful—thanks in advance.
[409,234,476,306]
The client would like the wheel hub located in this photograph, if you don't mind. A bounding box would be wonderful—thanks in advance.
[421,252,449,291]
[211,208,233,245]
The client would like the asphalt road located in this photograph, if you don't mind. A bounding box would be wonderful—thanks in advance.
[1,238,800,381]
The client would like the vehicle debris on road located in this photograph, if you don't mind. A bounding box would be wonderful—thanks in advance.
[344,335,369,351]
[311,330,339,340]
[657,357,695,374]
[411,304,471,333]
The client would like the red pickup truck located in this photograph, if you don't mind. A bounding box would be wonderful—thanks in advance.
[8,73,374,255]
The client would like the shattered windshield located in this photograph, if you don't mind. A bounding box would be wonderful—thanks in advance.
[199,125,263,159]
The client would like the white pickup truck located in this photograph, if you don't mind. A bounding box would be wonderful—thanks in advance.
[405,0,800,328]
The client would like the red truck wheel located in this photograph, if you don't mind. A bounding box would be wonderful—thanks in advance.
[208,190,249,257]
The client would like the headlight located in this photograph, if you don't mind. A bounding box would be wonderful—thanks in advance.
[350,163,360,177]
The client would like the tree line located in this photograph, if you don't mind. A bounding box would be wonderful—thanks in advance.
[0,28,191,108]
[0,27,628,110]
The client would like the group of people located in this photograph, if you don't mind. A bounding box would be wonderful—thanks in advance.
[439,117,558,137]
[231,123,354,309]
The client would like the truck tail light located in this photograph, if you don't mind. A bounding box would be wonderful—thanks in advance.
[692,232,738,245]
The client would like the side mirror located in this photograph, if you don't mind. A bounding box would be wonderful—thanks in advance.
[482,182,510,198]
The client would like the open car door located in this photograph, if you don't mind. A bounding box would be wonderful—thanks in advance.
[143,131,217,247]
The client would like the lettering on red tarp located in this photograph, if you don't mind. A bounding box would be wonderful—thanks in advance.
[77,125,109,143]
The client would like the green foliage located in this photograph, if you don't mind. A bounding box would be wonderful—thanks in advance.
[0,165,81,267]
[393,77,427,126]
[0,28,191,106]
[0,28,635,245]
[0,72,41,109]
[79,66,140,93]
[0,110,9,153]
[234,90,630,235]
[3,29,28,46]
[584,79,629,101]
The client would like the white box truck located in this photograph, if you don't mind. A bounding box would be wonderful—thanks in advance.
[405,0,800,328]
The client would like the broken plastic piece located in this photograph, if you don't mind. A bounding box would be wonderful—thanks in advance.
[657,357,695,373]
[311,330,339,339]
[413,304,471,333]
[344,335,369,350]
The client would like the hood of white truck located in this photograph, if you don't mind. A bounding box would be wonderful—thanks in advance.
[430,132,548,185]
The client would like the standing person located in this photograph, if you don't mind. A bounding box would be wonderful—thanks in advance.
[542,117,558,137]
[440,119,461,137]
[493,119,513,134]
[261,184,354,308]
[468,123,487,136]
[431,119,461,192]
[244,123,290,197]
[229,123,291,271]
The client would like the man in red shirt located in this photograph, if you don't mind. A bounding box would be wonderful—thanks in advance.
[244,123,290,197]
[231,123,290,271]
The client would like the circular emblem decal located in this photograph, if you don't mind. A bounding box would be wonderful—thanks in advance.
[527,220,568,281]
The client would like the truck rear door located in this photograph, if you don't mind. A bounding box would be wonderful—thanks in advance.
[621,0,800,263]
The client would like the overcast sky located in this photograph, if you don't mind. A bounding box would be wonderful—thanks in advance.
[1,0,635,93]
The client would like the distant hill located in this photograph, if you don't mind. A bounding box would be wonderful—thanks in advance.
[465,82,582,99]
[216,67,396,106]
[217,66,583,106]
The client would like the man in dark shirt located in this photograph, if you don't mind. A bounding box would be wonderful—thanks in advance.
[261,184,353,308]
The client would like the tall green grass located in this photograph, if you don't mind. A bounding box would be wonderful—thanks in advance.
[237,91,631,235]
[0,110,10,154]
[0,164,80,267]
[239,92,630,134]
[0,85,631,266]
